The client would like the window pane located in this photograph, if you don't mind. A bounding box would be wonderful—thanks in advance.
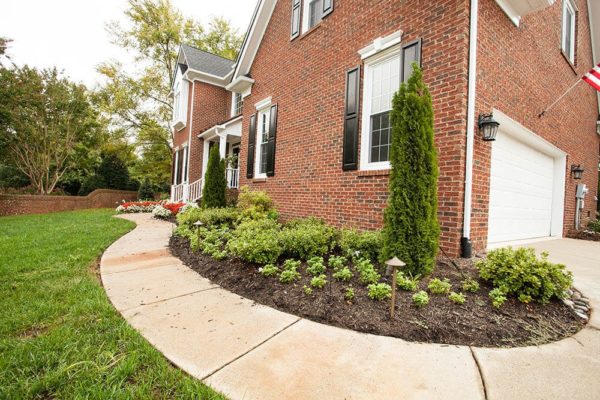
[309,0,323,28]
[370,112,391,163]
[403,45,417,82]
[370,54,401,114]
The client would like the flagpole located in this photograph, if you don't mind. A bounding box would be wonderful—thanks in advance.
[538,77,583,118]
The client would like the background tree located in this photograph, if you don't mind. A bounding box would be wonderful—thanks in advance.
[96,0,242,191]
[382,65,440,276]
[0,37,13,67]
[138,178,154,200]
[0,66,101,194]
[202,146,226,208]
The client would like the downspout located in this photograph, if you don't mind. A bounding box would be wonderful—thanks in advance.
[461,0,479,258]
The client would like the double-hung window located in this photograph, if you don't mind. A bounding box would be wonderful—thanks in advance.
[255,108,270,177]
[308,0,323,29]
[233,92,244,116]
[173,81,181,121]
[562,0,576,64]
[360,49,400,170]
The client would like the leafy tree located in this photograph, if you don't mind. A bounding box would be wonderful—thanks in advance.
[96,0,242,190]
[0,37,13,67]
[202,146,226,208]
[0,66,101,194]
[97,149,130,190]
[138,178,154,200]
[382,65,440,276]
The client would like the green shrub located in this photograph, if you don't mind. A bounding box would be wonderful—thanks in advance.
[137,178,154,200]
[227,219,282,264]
[177,207,239,229]
[382,65,439,277]
[587,219,600,233]
[461,278,480,293]
[237,186,276,220]
[333,267,353,282]
[476,247,573,304]
[338,228,382,262]
[306,256,326,276]
[280,218,335,260]
[310,274,327,289]
[279,260,301,283]
[355,258,381,285]
[78,174,105,196]
[412,291,430,308]
[328,255,347,270]
[396,272,419,292]
[345,287,355,301]
[448,292,466,305]
[202,146,227,208]
[98,149,130,191]
[489,288,507,309]
[259,264,279,277]
[428,278,452,294]
[368,283,392,301]
[303,285,313,295]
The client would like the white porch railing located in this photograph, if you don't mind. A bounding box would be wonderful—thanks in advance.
[189,178,203,202]
[171,183,185,203]
[226,168,240,189]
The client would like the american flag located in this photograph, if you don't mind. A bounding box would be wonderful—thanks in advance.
[582,63,600,92]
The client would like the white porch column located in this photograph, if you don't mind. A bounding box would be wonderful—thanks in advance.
[201,139,211,188]
[218,132,227,159]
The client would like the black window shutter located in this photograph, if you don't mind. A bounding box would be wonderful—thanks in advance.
[266,104,278,177]
[322,0,334,18]
[291,0,301,40]
[400,38,422,83]
[246,113,257,179]
[342,66,360,171]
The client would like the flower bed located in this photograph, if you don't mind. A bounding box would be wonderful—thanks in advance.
[116,201,160,213]
[167,189,586,347]
[116,201,190,220]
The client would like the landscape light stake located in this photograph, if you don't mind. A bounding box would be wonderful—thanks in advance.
[386,257,406,319]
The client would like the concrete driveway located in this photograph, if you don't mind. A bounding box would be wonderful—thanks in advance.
[100,215,600,400]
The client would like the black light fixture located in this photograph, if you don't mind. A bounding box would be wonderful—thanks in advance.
[478,113,500,141]
[596,114,600,135]
[571,164,584,180]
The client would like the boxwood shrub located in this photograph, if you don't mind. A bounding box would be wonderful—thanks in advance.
[279,217,336,260]
[227,218,282,265]
[476,247,573,304]
[338,228,382,262]
[177,207,240,229]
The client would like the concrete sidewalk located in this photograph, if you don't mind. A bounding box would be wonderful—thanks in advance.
[101,214,600,400]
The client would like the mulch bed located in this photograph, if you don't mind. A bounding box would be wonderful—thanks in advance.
[568,230,600,242]
[170,236,584,348]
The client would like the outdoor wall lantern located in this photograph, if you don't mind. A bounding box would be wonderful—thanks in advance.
[571,164,584,180]
[478,113,499,141]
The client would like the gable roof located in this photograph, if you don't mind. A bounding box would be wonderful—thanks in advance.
[180,44,235,78]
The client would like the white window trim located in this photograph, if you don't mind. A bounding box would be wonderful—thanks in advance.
[254,98,272,179]
[231,92,244,117]
[358,30,403,60]
[182,144,189,183]
[172,70,189,131]
[562,0,576,64]
[359,45,401,171]
[301,0,322,34]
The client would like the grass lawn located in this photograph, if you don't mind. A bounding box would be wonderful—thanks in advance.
[0,209,225,399]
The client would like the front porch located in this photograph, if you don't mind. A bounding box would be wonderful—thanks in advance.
[171,116,242,203]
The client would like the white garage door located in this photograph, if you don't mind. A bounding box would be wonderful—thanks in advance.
[487,131,555,244]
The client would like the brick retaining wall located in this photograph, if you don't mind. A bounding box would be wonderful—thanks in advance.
[0,189,138,217]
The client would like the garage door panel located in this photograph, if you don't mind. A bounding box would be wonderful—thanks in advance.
[488,132,555,244]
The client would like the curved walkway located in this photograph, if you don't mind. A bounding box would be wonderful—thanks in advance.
[101,214,600,400]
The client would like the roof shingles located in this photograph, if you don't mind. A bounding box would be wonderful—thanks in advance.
[181,44,235,78]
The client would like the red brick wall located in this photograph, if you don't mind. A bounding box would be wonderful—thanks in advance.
[172,80,230,183]
[238,0,471,256]
[471,0,599,250]
[0,189,138,216]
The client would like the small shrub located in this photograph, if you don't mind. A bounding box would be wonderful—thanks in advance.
[355,258,381,285]
[489,288,507,309]
[211,249,228,261]
[237,186,275,220]
[310,274,327,289]
[279,263,301,283]
[303,285,313,295]
[259,264,279,277]
[306,256,326,276]
[587,219,600,233]
[448,292,466,305]
[328,255,347,270]
[412,291,429,307]
[333,267,353,282]
[345,287,355,301]
[396,272,419,292]
[367,283,392,301]
[476,247,573,304]
[461,278,480,293]
[227,219,282,264]
[151,205,172,219]
[428,278,452,295]
[282,259,301,271]
[338,228,382,262]
[177,207,239,229]
[280,218,336,260]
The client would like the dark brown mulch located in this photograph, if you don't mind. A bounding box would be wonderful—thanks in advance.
[169,236,584,348]
[568,230,600,242]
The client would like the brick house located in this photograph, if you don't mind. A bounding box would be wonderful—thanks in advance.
[170,0,600,257]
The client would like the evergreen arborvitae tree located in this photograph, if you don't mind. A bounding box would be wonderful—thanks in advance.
[97,150,130,190]
[138,178,154,200]
[382,64,440,276]
[202,146,226,208]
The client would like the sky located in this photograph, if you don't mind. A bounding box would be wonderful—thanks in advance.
[0,0,256,88]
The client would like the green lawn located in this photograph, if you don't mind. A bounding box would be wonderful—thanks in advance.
[0,209,224,399]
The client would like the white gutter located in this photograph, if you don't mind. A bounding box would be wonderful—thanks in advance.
[186,79,196,184]
[462,0,478,256]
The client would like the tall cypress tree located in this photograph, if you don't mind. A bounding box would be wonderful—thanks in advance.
[202,146,227,208]
[382,64,439,276]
